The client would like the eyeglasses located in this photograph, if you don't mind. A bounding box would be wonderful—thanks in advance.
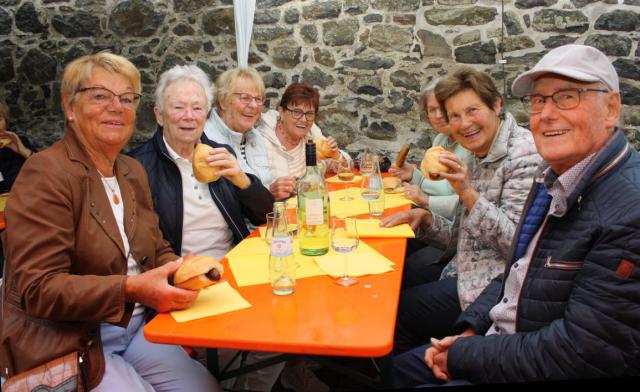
[285,107,316,121]
[76,87,141,110]
[521,88,609,114]
[232,92,264,106]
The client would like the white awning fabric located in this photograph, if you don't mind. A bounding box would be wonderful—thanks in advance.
[233,0,256,68]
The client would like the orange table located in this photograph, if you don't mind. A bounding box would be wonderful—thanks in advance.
[145,220,406,351]
[144,172,410,385]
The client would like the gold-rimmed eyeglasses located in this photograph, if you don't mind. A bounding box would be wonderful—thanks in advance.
[76,87,141,110]
[232,92,264,106]
[521,88,609,114]
[285,107,316,121]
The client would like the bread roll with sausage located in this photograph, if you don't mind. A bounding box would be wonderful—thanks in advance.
[420,146,450,181]
[395,144,410,168]
[174,254,224,290]
[314,137,339,160]
[192,143,220,183]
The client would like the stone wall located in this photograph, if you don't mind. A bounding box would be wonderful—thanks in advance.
[1,0,639,158]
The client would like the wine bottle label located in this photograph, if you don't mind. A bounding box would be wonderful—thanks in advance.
[270,237,293,257]
[305,198,324,225]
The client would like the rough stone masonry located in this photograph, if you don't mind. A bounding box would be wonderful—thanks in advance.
[1,0,638,160]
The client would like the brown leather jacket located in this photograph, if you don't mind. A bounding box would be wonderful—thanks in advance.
[0,128,177,388]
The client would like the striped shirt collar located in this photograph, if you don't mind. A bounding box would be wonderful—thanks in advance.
[541,152,597,217]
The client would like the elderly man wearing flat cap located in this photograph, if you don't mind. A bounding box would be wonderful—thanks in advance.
[392,44,640,386]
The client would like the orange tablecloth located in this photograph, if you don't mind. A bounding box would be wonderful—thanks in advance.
[145,171,410,358]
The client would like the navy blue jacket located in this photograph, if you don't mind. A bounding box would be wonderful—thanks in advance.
[129,128,274,255]
[449,129,640,382]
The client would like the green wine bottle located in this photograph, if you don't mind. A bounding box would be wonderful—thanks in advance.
[297,141,329,256]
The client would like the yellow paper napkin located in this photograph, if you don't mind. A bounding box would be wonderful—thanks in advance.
[170,281,251,323]
[325,174,362,184]
[384,191,414,209]
[227,237,326,287]
[286,189,413,219]
[350,219,415,238]
[226,237,270,259]
[314,240,394,277]
[384,186,404,194]
[329,190,370,217]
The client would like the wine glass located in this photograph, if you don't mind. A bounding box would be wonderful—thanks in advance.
[336,158,355,201]
[331,216,359,286]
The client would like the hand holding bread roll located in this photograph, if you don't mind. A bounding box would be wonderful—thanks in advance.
[192,143,221,183]
[0,137,11,148]
[421,146,450,180]
[314,137,340,160]
[174,254,224,290]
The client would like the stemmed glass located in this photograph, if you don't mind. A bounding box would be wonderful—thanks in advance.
[331,216,359,286]
[336,158,355,201]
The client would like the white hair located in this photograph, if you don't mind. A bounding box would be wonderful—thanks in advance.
[154,64,214,113]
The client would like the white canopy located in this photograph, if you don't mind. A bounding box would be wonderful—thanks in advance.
[233,0,256,68]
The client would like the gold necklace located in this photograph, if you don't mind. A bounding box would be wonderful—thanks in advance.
[102,176,120,205]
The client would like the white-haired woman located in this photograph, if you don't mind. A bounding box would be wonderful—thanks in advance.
[130,64,273,263]
[129,64,281,391]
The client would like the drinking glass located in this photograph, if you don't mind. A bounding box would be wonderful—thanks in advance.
[264,212,275,244]
[331,216,359,286]
[368,192,385,217]
[361,158,383,217]
[285,207,298,237]
[359,150,375,175]
[336,158,355,201]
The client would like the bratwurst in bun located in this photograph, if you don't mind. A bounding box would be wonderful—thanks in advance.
[174,254,224,290]
[395,144,410,168]
[192,143,221,183]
